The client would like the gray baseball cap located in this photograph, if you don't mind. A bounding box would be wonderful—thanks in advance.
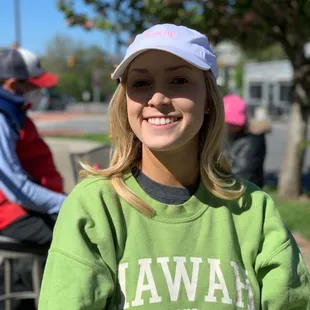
[0,48,58,88]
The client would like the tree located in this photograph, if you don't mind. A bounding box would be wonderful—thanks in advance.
[41,34,117,101]
[245,44,288,62]
[58,0,310,198]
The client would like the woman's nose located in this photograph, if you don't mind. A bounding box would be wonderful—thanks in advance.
[148,92,171,107]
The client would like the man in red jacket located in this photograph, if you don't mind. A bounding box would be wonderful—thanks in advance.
[0,48,66,246]
[0,48,67,309]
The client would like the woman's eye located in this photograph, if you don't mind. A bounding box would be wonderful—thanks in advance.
[171,77,189,85]
[132,80,150,88]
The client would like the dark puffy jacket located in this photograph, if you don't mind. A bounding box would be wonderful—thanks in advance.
[227,131,266,188]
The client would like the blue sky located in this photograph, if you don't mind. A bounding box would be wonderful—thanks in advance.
[0,0,117,56]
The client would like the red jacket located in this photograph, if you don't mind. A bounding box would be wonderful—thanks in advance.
[0,116,64,229]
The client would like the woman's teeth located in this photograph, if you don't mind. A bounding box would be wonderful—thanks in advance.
[147,117,178,125]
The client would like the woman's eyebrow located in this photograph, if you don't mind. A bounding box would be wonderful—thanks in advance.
[165,65,193,72]
[128,65,192,76]
[128,68,148,76]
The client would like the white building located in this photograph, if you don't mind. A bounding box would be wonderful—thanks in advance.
[243,43,310,115]
[243,60,293,115]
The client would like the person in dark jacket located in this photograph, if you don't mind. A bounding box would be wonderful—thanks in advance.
[223,94,269,188]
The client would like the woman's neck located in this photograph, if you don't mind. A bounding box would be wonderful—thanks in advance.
[140,141,200,188]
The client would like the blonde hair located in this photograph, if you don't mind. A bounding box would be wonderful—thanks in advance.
[80,71,245,217]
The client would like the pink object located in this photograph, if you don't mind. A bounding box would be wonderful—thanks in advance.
[223,94,247,126]
[143,29,176,38]
[92,163,101,170]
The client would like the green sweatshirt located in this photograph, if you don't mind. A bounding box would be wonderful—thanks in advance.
[39,172,310,310]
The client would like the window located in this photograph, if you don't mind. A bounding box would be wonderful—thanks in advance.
[279,82,293,103]
[249,83,263,99]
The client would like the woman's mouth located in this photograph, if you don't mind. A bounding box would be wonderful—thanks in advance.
[145,117,182,126]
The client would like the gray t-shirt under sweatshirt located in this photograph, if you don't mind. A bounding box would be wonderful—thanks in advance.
[132,167,199,205]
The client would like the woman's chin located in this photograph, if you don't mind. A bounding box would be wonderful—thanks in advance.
[142,137,184,153]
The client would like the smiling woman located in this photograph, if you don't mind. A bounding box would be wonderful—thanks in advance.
[38,24,310,310]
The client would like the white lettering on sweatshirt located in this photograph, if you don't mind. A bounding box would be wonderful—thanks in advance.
[118,256,255,310]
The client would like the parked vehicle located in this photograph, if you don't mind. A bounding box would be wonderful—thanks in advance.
[35,89,76,111]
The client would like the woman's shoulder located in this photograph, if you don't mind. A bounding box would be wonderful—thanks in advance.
[218,180,275,216]
[235,180,275,214]
[76,175,112,190]
[73,168,132,193]
[243,180,268,196]
[214,181,281,237]
[60,175,122,221]
[67,175,115,202]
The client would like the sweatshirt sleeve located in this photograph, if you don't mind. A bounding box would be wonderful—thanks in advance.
[255,194,310,309]
[0,114,66,214]
[38,179,116,310]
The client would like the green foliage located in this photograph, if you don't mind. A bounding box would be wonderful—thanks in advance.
[57,1,310,53]
[300,139,310,151]
[41,34,117,101]
[234,63,243,95]
[275,197,310,240]
[244,44,287,62]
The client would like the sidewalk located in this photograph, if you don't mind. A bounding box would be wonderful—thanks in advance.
[293,233,310,270]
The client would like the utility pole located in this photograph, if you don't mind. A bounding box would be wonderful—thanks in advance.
[14,0,21,47]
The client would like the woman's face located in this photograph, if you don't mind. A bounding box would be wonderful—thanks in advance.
[126,50,207,153]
